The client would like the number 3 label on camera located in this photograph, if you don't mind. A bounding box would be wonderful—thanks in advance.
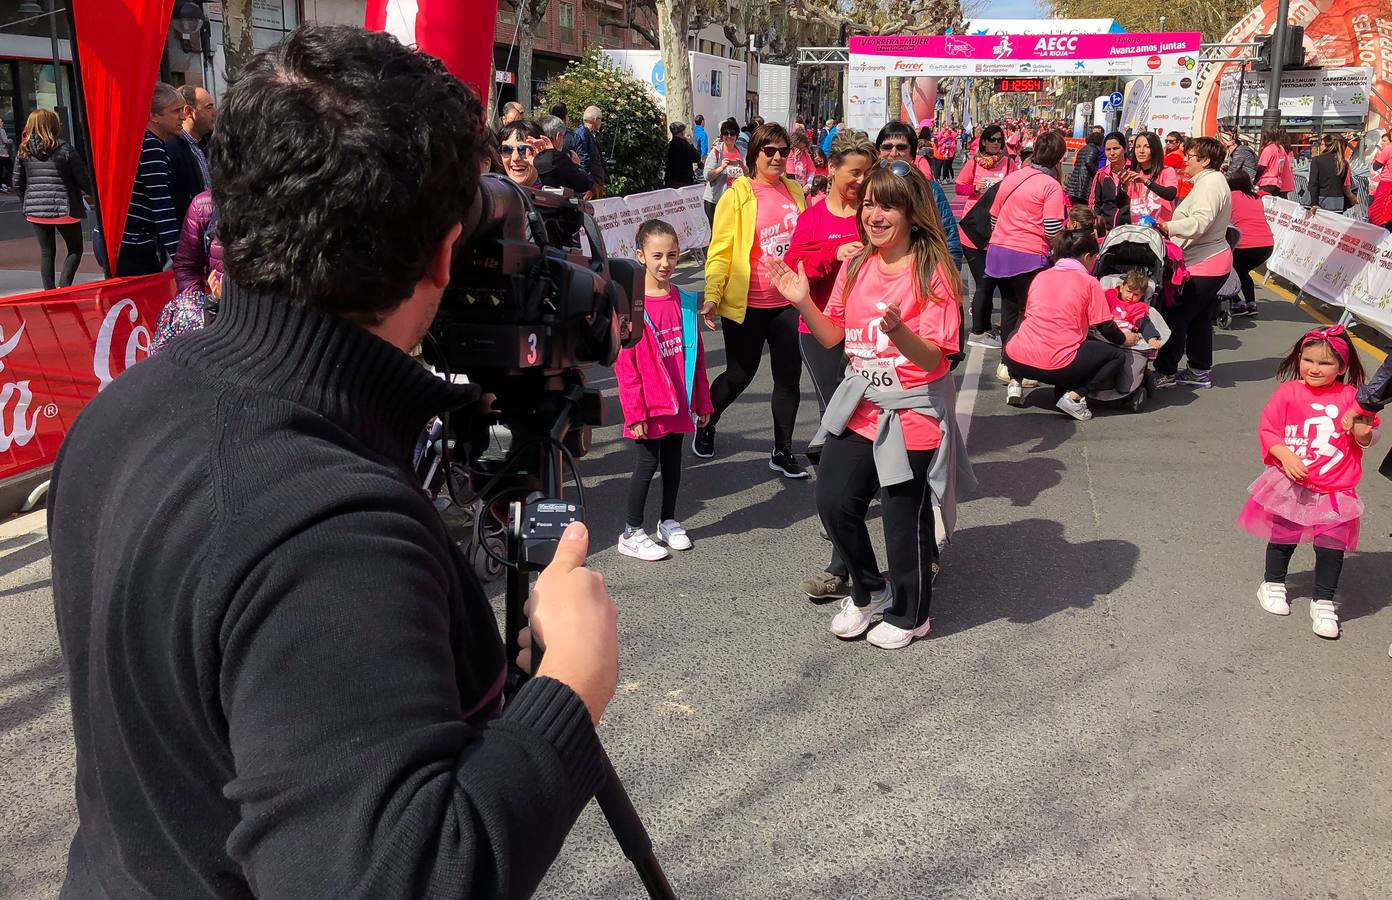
[850,355,901,392]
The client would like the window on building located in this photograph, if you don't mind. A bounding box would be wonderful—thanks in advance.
[559,2,575,43]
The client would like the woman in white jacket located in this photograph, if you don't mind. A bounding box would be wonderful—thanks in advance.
[1154,136,1233,391]
[702,120,745,226]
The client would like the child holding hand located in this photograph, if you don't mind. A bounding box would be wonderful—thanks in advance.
[615,219,713,561]
[1239,326,1378,639]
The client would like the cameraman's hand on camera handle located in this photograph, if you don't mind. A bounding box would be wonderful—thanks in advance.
[519,522,619,724]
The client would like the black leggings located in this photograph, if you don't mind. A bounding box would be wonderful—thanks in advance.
[1258,186,1288,199]
[963,246,998,335]
[704,200,717,227]
[800,331,849,578]
[626,433,683,529]
[934,157,954,181]
[1156,273,1227,376]
[32,220,83,290]
[1265,542,1345,602]
[1005,339,1129,398]
[996,268,1043,343]
[709,304,802,450]
[817,432,935,629]
[1232,245,1273,306]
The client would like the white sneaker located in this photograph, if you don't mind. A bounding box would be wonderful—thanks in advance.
[656,519,692,551]
[617,528,670,561]
[995,361,1011,384]
[1310,599,1340,639]
[1055,392,1092,421]
[829,586,892,639]
[1257,581,1290,615]
[866,618,931,649]
[1006,381,1024,407]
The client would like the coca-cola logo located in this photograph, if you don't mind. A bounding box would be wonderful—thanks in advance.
[0,321,40,451]
[93,298,151,391]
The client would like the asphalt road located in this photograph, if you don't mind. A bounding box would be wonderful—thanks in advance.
[3,272,1392,899]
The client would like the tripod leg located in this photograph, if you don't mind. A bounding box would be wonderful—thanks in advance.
[594,749,678,899]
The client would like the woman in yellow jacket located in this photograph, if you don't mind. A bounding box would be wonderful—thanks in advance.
[695,123,810,477]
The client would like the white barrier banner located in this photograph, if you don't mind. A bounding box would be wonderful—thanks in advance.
[1264,197,1392,337]
[589,185,712,261]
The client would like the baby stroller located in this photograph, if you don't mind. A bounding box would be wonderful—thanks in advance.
[1090,224,1174,413]
[1212,225,1243,329]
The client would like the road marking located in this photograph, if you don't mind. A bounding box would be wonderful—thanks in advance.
[955,341,987,450]
[1258,275,1387,363]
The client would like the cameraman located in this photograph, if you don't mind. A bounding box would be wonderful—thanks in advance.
[49,25,618,899]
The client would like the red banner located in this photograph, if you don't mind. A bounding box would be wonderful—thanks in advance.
[363,0,499,96]
[72,0,177,272]
[0,274,174,484]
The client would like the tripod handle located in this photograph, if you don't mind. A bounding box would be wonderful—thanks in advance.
[595,748,678,899]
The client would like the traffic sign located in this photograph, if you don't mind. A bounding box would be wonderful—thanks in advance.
[1109,90,1123,108]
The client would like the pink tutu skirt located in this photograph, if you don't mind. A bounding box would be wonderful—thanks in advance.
[1236,466,1363,551]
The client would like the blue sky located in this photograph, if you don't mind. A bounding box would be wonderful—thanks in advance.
[970,0,1049,18]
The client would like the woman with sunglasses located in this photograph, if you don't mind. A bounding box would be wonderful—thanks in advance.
[699,123,810,477]
[955,123,1017,348]
[498,121,542,189]
[1118,132,1178,224]
[765,162,971,649]
[702,120,746,226]
[875,123,963,267]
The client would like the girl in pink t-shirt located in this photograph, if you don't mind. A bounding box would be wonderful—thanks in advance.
[1239,326,1379,639]
[1255,127,1291,197]
[764,165,964,651]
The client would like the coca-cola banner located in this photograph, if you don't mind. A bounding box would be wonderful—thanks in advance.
[0,274,174,483]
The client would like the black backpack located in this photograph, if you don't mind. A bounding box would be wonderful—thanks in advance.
[957,179,1001,249]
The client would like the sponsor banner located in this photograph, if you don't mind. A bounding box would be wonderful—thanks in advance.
[0,274,174,484]
[849,32,1201,78]
[1148,70,1200,132]
[1264,197,1392,337]
[1194,0,1392,134]
[583,185,710,262]
[962,18,1126,36]
[1217,67,1374,121]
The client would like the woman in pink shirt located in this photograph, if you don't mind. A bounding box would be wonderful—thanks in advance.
[765,163,965,649]
[1227,171,1273,317]
[1255,126,1291,197]
[956,124,1017,346]
[1119,132,1178,223]
[786,131,815,189]
[1371,132,1392,188]
[987,130,1069,402]
[699,123,809,476]
[784,130,876,601]
[1003,227,1132,421]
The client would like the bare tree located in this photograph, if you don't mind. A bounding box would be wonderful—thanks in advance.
[1048,0,1249,42]
[781,0,963,37]
[501,0,553,111]
[600,0,661,49]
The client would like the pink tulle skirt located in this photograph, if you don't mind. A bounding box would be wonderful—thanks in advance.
[1236,466,1363,550]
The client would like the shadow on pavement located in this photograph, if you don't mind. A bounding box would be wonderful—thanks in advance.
[934,517,1138,639]
[1281,547,1392,625]
[966,457,1066,508]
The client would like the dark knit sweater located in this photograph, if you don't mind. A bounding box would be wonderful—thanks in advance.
[50,283,605,898]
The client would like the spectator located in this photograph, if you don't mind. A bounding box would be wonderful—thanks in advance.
[499,120,542,188]
[664,122,702,188]
[0,114,12,192]
[987,130,1068,405]
[786,130,815,188]
[1154,137,1233,391]
[500,101,524,126]
[156,189,223,352]
[692,113,709,158]
[167,85,215,223]
[875,122,963,268]
[12,108,92,290]
[934,126,958,181]
[1227,172,1273,318]
[1306,134,1356,213]
[1256,126,1291,198]
[549,101,567,123]
[573,105,606,195]
[535,114,592,195]
[820,118,838,154]
[118,82,183,276]
[1371,131,1392,189]
[957,123,1018,347]
[1067,129,1103,206]
[1219,130,1258,182]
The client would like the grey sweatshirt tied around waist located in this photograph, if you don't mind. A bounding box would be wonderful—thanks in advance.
[811,368,977,540]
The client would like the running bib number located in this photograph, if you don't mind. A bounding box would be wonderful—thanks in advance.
[762,235,791,258]
[850,356,902,392]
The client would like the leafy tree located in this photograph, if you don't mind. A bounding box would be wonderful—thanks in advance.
[1048,0,1249,42]
[542,49,668,196]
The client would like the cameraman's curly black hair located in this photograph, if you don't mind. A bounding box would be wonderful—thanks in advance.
[209,25,485,320]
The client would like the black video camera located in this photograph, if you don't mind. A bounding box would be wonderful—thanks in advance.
[426,173,644,376]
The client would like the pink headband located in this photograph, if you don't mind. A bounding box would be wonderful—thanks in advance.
[1303,325,1350,366]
